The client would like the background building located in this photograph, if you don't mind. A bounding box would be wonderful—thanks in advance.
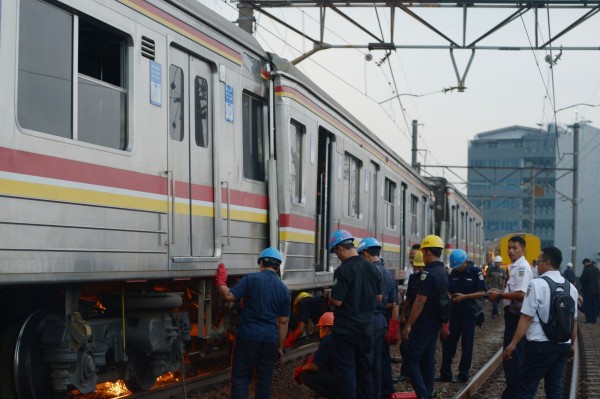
[468,123,600,274]
[467,126,556,248]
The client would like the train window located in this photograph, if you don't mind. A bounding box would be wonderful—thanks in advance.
[384,178,396,229]
[18,0,73,139]
[410,195,418,235]
[421,196,427,236]
[18,0,129,150]
[290,121,305,203]
[242,93,265,181]
[169,65,185,141]
[194,76,209,148]
[344,153,361,218]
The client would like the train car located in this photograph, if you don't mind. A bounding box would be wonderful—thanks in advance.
[269,54,434,287]
[0,0,436,397]
[427,177,485,267]
[487,232,541,268]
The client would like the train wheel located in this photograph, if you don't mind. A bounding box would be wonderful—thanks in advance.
[124,351,156,393]
[13,312,64,399]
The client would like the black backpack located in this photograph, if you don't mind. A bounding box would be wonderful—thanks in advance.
[536,276,576,342]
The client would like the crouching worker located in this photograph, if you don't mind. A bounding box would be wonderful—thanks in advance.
[293,312,340,399]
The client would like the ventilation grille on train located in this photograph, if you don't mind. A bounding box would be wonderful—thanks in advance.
[141,36,155,60]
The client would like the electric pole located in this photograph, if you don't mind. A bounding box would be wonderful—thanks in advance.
[572,122,579,275]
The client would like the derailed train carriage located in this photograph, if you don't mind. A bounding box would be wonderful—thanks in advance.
[0,0,479,397]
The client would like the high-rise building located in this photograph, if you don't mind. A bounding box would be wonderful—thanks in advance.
[468,123,600,272]
[467,125,556,248]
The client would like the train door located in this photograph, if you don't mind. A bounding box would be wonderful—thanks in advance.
[315,128,334,271]
[168,48,215,261]
[368,162,379,237]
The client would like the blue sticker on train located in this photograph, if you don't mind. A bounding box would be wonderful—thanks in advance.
[225,84,234,123]
[149,60,162,107]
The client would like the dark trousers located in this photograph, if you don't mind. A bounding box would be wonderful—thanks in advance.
[501,309,527,399]
[399,333,409,377]
[332,332,375,399]
[404,328,438,399]
[583,294,599,323]
[230,338,278,399]
[373,327,394,398]
[303,370,340,399]
[518,341,570,399]
[440,310,475,379]
[491,300,500,316]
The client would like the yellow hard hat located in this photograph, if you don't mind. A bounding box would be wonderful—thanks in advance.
[413,250,426,267]
[293,292,312,312]
[419,234,444,250]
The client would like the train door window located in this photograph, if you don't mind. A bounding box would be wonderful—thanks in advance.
[421,196,427,236]
[384,178,396,229]
[169,65,185,141]
[194,76,209,147]
[290,121,305,204]
[410,195,418,235]
[344,152,361,218]
[242,92,265,181]
[369,162,379,234]
[18,0,129,150]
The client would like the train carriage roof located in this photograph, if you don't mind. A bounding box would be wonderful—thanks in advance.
[269,53,428,188]
[165,0,267,58]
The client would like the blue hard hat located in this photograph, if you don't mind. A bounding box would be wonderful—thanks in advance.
[449,249,468,268]
[257,247,283,265]
[329,229,354,253]
[358,237,382,253]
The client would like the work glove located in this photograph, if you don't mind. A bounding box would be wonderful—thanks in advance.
[215,263,228,287]
[284,334,297,349]
[385,319,400,345]
[293,365,304,384]
[439,321,450,340]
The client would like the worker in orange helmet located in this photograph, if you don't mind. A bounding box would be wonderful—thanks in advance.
[293,312,340,399]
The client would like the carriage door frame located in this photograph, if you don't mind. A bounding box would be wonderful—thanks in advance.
[368,161,379,237]
[315,128,334,272]
[167,47,217,266]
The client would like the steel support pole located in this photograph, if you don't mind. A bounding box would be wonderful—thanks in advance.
[572,123,579,274]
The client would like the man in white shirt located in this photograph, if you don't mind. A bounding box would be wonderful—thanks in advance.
[503,246,578,399]
[488,235,533,399]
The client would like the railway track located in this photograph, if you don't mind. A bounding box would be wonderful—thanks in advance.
[453,319,599,399]
[114,342,319,399]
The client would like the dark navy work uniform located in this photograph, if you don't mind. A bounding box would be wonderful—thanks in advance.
[229,270,291,399]
[404,260,448,399]
[399,270,421,378]
[439,264,486,380]
[372,260,398,399]
[331,255,382,399]
[302,335,340,399]
[289,295,330,335]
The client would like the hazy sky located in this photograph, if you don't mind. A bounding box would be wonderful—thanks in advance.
[200,1,600,190]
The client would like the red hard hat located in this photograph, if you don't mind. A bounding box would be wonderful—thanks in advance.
[317,312,334,327]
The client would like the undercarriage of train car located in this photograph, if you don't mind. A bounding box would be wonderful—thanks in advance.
[0,277,242,398]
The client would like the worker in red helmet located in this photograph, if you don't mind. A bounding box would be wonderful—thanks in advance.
[293,312,339,399]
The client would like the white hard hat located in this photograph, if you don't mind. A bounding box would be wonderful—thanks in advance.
[494,255,503,263]
[566,262,573,267]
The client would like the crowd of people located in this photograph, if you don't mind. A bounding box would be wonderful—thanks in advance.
[214,232,598,399]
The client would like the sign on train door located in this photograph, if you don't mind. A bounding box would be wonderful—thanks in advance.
[168,48,216,262]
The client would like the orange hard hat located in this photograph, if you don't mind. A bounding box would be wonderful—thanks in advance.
[317,312,334,327]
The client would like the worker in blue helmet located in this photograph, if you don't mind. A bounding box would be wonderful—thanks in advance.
[436,249,486,384]
[329,230,382,399]
[358,237,399,399]
[215,248,291,399]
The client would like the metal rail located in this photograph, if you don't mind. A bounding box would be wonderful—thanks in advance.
[453,347,502,399]
[120,342,319,399]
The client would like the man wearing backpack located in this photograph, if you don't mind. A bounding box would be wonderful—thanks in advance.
[503,246,578,399]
